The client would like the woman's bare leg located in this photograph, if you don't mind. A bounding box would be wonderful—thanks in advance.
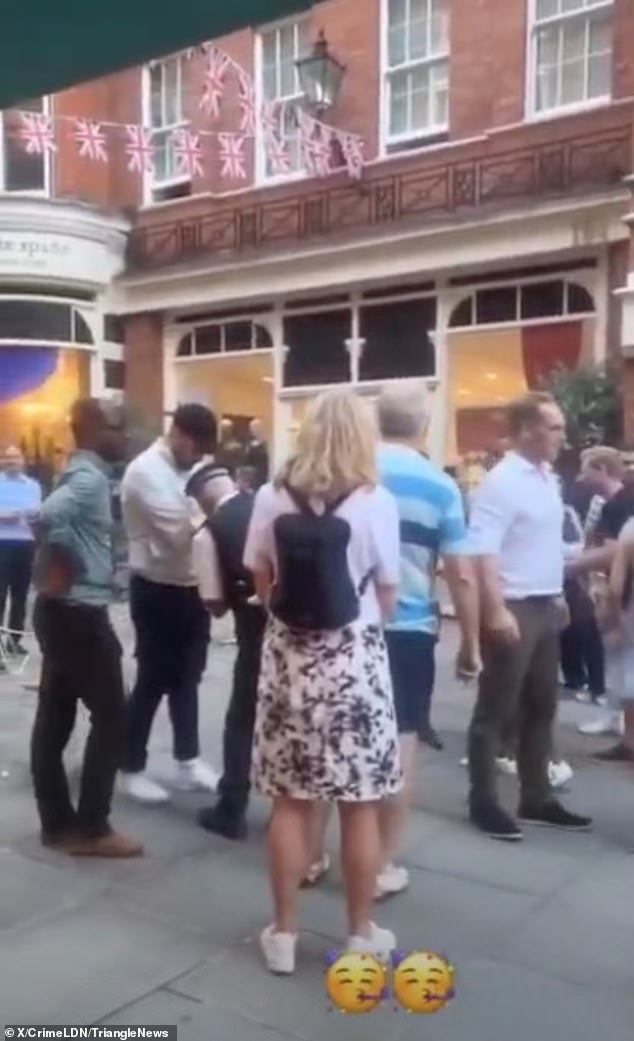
[268,797,314,933]
[378,734,417,869]
[339,800,382,937]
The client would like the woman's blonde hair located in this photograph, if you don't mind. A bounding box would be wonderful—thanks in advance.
[278,388,378,501]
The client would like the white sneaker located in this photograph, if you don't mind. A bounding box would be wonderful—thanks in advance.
[303,853,331,887]
[375,863,410,900]
[174,758,220,792]
[548,760,573,789]
[260,924,297,974]
[578,712,624,737]
[347,922,396,961]
[574,690,593,704]
[495,756,518,776]
[119,772,170,804]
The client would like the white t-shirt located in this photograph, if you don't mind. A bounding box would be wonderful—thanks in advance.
[243,483,400,626]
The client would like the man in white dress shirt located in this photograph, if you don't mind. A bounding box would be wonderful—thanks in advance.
[467,392,592,840]
[119,405,220,803]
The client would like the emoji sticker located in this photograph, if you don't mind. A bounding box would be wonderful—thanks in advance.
[325,951,389,1014]
[392,950,455,1014]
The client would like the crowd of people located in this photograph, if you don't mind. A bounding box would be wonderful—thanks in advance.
[1,382,632,975]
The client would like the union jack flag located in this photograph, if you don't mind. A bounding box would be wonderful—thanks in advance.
[261,101,282,141]
[266,136,291,176]
[73,119,108,163]
[173,129,204,179]
[299,116,332,178]
[218,133,246,180]
[124,125,154,174]
[238,71,256,135]
[200,47,229,119]
[340,132,364,180]
[18,112,57,155]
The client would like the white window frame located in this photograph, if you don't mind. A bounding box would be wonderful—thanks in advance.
[142,55,190,203]
[0,96,52,196]
[255,14,312,185]
[527,0,614,120]
[380,0,450,153]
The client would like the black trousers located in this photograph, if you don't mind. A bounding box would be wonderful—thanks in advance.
[30,595,125,838]
[217,604,266,814]
[560,580,605,698]
[123,575,210,773]
[0,540,35,638]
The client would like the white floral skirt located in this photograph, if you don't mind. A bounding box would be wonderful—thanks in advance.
[252,617,403,801]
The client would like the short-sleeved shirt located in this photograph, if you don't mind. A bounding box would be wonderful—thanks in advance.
[595,486,634,542]
[377,443,467,635]
[243,482,400,627]
[467,451,564,599]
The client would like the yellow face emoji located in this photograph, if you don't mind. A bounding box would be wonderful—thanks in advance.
[325,952,387,1014]
[392,951,455,1014]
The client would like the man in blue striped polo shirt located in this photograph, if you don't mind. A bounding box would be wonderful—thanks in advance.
[376,382,479,899]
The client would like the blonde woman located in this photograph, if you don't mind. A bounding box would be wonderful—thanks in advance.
[243,388,402,974]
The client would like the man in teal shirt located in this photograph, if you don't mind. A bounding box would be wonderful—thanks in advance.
[31,399,142,859]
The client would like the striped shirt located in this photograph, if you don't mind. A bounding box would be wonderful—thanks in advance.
[378,443,467,635]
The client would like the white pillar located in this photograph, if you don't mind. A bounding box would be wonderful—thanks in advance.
[428,286,449,465]
[89,348,105,397]
[162,326,181,433]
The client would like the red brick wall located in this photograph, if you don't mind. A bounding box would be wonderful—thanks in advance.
[124,313,164,431]
[614,0,634,99]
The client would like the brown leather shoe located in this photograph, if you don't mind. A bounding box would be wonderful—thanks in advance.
[40,830,78,852]
[66,831,144,858]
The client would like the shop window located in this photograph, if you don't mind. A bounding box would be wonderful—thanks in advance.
[72,310,93,345]
[359,298,436,381]
[178,321,273,358]
[258,17,311,180]
[225,321,257,352]
[177,333,193,357]
[475,287,518,325]
[283,310,351,386]
[383,0,450,149]
[520,280,565,320]
[194,326,222,355]
[0,97,49,194]
[146,55,191,203]
[531,0,613,116]
[104,359,125,390]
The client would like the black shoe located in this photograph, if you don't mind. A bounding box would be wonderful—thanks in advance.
[469,800,522,841]
[419,726,444,751]
[197,804,247,841]
[593,742,634,764]
[518,800,592,831]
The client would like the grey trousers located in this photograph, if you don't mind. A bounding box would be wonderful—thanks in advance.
[468,598,559,807]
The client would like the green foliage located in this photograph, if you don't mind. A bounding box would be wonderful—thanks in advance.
[547,364,623,449]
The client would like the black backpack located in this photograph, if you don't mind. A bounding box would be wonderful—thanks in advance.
[271,485,370,631]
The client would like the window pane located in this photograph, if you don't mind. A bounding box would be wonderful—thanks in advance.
[537,25,559,66]
[409,12,429,61]
[411,66,430,131]
[521,281,565,320]
[279,24,296,63]
[0,300,71,340]
[476,288,518,324]
[283,310,351,386]
[194,326,221,355]
[389,71,409,136]
[431,0,449,52]
[561,59,584,103]
[536,65,558,109]
[562,17,585,60]
[537,0,559,17]
[589,12,611,54]
[588,51,610,96]
[280,56,297,97]
[359,298,436,381]
[3,128,46,191]
[164,60,180,124]
[388,0,407,30]
[262,31,277,70]
[388,22,407,65]
[150,65,163,126]
[561,0,584,12]
[262,64,277,101]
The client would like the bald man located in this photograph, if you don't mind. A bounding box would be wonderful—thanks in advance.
[31,399,142,859]
[0,445,41,658]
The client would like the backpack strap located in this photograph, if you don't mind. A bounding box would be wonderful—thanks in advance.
[284,483,315,516]
[358,569,375,596]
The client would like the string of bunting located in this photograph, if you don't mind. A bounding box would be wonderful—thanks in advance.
[12,44,364,183]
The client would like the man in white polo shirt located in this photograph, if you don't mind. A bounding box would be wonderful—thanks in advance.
[467,392,592,841]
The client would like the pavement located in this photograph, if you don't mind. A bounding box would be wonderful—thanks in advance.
[1,607,634,1041]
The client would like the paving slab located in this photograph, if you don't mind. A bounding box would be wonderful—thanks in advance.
[0,848,100,932]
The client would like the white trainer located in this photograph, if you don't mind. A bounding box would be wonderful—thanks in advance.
[578,712,624,737]
[119,772,170,804]
[375,863,410,900]
[174,758,220,792]
[347,922,396,961]
[548,760,573,789]
[495,756,518,776]
[260,924,297,975]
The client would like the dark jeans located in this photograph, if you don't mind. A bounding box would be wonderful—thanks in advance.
[217,604,266,814]
[0,540,35,638]
[560,580,605,698]
[123,575,210,773]
[468,598,559,808]
[30,595,125,838]
[385,630,436,735]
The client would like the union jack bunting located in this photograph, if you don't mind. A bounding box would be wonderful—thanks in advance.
[266,135,292,176]
[19,112,57,155]
[218,133,246,180]
[298,114,331,178]
[73,119,108,162]
[339,131,364,180]
[238,71,256,135]
[173,129,204,179]
[124,125,154,174]
[200,47,230,119]
[261,101,282,141]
